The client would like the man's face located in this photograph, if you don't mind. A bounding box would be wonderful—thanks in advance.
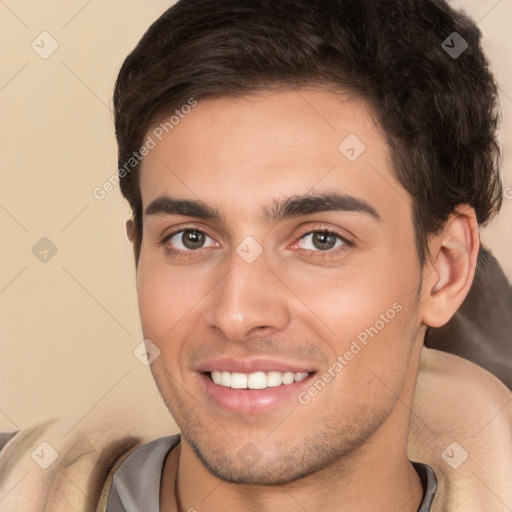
[135,89,425,484]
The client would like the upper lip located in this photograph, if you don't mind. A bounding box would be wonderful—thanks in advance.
[196,358,317,374]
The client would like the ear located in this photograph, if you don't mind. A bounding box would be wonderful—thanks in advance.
[125,218,141,269]
[126,218,135,243]
[421,205,480,328]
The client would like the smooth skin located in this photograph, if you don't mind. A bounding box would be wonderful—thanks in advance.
[126,88,479,512]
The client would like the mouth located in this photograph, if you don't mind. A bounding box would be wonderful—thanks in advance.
[197,359,317,415]
[209,370,310,389]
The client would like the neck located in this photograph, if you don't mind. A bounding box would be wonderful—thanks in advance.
[160,405,424,512]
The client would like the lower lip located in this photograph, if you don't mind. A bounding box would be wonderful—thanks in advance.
[200,373,315,415]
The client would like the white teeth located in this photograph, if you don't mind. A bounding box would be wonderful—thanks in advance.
[221,371,231,387]
[267,371,283,387]
[282,372,295,385]
[210,370,310,389]
[230,372,248,389]
[248,371,267,389]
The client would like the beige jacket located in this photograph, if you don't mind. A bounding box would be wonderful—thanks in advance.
[0,347,511,512]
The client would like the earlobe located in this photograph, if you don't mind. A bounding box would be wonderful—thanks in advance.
[421,206,480,328]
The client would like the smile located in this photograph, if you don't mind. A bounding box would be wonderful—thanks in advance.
[210,370,310,389]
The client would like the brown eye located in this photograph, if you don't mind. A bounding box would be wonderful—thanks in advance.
[298,231,345,251]
[311,232,338,250]
[181,230,205,249]
[166,229,216,251]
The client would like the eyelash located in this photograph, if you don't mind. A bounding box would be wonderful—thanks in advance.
[159,226,353,260]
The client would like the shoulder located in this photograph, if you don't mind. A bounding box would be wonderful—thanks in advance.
[409,347,512,512]
[0,413,176,512]
[109,434,180,486]
[98,435,180,512]
[414,346,512,434]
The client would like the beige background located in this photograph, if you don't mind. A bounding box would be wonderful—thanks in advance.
[0,0,510,434]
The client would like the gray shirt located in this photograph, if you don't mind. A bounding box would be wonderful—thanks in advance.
[106,435,437,511]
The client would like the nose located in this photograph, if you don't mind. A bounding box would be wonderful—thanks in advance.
[203,252,291,342]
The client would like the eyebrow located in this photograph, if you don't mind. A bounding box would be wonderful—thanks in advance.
[144,192,380,223]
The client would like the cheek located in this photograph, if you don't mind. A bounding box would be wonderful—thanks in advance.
[136,259,199,389]
[136,256,184,342]
[136,266,171,340]
[280,251,417,339]
[136,252,216,344]
[281,250,420,385]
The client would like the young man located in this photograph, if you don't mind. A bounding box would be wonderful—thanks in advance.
[98,0,512,511]
[4,1,510,511]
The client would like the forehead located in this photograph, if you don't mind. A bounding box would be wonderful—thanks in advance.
[139,88,410,225]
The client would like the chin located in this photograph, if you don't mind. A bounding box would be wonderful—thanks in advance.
[183,426,374,486]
